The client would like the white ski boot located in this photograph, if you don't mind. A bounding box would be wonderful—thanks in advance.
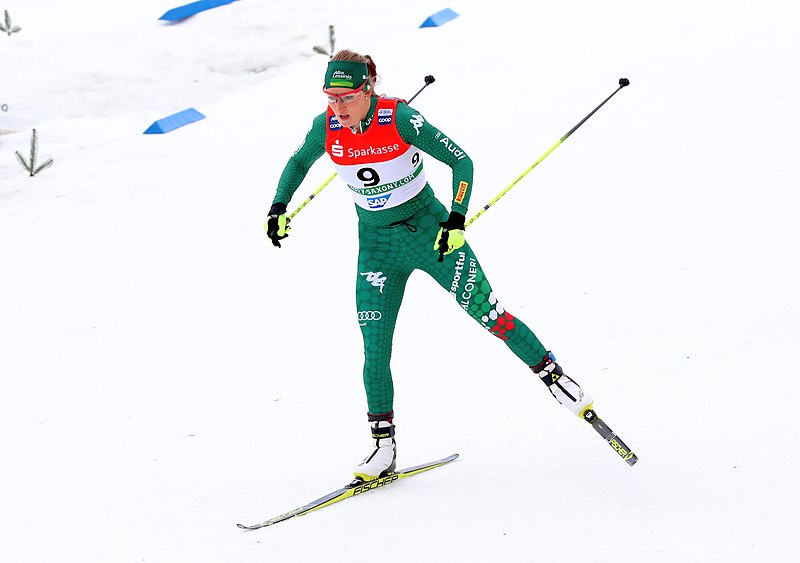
[531,352,594,418]
[354,420,397,481]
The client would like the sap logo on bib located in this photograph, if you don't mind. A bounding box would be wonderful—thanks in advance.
[329,116,342,130]
[367,195,392,208]
[377,108,393,126]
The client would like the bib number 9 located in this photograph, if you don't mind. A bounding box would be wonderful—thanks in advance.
[357,167,380,187]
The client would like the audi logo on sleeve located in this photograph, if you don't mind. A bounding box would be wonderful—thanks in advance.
[358,311,383,321]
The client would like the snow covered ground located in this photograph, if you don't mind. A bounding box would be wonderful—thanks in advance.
[2,1,799,561]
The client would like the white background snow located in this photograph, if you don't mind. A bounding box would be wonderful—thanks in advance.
[2,1,799,561]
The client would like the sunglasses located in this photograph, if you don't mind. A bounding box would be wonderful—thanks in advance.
[323,81,368,105]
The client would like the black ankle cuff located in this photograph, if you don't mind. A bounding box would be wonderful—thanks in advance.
[368,411,394,422]
[530,351,555,373]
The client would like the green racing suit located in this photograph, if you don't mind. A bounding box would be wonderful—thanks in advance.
[273,96,548,419]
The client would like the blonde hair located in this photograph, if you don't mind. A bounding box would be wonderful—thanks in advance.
[331,50,379,96]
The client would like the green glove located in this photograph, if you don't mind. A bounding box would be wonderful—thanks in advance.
[265,202,291,247]
[433,211,466,262]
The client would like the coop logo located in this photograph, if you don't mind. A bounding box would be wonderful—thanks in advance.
[378,108,394,125]
[329,115,342,130]
[331,140,344,158]
[360,271,387,293]
[367,194,392,208]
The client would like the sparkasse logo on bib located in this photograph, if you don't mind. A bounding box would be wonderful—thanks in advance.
[346,143,401,160]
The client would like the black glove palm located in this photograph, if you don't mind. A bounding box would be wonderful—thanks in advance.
[265,202,291,247]
[434,211,466,262]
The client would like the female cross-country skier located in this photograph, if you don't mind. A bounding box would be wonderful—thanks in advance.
[266,49,594,481]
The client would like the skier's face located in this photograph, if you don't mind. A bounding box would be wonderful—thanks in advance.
[325,84,371,129]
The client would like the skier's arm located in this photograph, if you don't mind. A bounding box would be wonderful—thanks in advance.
[394,102,474,217]
[272,112,328,206]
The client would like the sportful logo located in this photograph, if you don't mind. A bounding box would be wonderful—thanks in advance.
[450,251,468,297]
[360,271,387,293]
[410,114,424,135]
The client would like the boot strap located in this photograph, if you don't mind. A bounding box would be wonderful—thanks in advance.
[536,362,564,386]
[371,424,395,440]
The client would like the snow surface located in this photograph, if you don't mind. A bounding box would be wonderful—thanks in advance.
[2,1,799,561]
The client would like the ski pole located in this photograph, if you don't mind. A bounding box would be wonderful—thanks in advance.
[286,75,437,221]
[287,173,337,220]
[465,78,630,228]
[408,74,436,104]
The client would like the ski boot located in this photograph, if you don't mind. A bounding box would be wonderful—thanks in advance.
[531,352,594,418]
[354,420,397,481]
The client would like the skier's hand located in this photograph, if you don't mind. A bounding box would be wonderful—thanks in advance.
[265,202,291,248]
[433,211,466,262]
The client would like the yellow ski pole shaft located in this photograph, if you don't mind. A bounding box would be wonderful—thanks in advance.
[466,78,630,228]
[287,172,337,220]
[286,75,436,221]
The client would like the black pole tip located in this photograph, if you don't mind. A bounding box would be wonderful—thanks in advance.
[619,78,630,87]
[424,75,436,84]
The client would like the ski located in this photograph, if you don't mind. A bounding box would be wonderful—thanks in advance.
[236,453,459,530]
[583,409,638,466]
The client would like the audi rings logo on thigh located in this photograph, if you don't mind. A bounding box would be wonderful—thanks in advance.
[358,311,383,322]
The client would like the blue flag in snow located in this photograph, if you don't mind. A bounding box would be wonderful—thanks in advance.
[159,0,238,22]
[420,8,459,28]
[144,108,205,134]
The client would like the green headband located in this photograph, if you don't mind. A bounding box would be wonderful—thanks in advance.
[324,60,369,89]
